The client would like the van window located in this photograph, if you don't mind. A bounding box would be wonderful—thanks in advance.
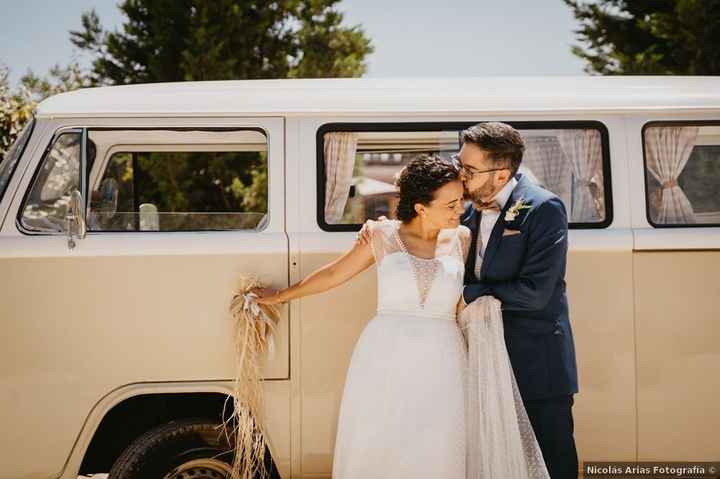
[86,129,268,232]
[318,123,611,230]
[643,123,720,226]
[20,130,82,233]
[0,118,35,205]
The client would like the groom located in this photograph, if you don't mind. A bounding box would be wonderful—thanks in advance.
[457,122,579,479]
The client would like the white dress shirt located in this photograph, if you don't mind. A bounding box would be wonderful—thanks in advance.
[473,177,518,279]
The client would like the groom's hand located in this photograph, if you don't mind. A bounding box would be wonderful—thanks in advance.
[355,216,388,245]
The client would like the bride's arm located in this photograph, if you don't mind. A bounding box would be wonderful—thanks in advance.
[255,240,375,305]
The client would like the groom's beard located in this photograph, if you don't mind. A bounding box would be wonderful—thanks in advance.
[465,176,498,207]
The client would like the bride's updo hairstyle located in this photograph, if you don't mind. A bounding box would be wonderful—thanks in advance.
[394,155,460,222]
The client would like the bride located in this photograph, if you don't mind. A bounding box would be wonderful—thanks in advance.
[254,155,548,478]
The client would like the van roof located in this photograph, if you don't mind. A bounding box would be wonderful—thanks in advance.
[35,76,720,118]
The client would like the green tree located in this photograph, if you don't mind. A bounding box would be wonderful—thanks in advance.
[564,0,720,74]
[1,63,90,154]
[70,0,374,84]
[67,1,372,218]
[0,66,31,155]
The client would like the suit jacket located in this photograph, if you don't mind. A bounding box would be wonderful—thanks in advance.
[462,173,579,401]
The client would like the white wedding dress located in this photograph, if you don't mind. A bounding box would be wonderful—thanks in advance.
[331,220,550,479]
[332,220,468,478]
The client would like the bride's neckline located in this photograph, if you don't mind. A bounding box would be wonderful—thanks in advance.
[393,222,440,261]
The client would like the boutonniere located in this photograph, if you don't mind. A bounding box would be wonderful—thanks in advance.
[504,198,532,222]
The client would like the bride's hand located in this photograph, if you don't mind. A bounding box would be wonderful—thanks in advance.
[251,287,286,305]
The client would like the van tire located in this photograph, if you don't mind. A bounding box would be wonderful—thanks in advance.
[108,417,278,478]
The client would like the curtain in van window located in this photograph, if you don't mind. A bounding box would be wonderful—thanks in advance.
[644,126,699,224]
[558,130,603,222]
[523,136,571,209]
[324,132,358,223]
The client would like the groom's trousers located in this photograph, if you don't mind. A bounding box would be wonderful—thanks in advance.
[523,394,578,479]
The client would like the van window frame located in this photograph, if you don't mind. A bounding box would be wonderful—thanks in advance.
[16,126,84,236]
[0,117,36,205]
[641,120,720,229]
[316,121,613,231]
[16,126,271,235]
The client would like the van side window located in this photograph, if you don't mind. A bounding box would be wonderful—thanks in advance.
[20,130,82,233]
[86,129,268,232]
[318,123,611,230]
[0,118,36,205]
[643,123,720,226]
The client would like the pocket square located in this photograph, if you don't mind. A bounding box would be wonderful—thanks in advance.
[502,229,522,237]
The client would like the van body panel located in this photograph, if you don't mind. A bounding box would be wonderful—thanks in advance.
[634,252,720,460]
[0,117,290,478]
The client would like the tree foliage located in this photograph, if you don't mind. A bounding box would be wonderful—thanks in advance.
[564,0,720,74]
[70,0,374,84]
[1,63,90,154]
[4,1,373,223]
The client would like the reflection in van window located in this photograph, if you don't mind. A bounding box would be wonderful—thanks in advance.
[87,129,268,232]
[20,131,81,233]
[0,118,35,205]
[644,124,720,226]
[321,126,608,228]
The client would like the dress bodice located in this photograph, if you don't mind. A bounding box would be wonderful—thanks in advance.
[369,221,470,320]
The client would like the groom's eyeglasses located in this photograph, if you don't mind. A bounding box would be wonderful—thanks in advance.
[450,154,507,180]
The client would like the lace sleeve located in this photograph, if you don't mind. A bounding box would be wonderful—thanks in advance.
[368,219,398,264]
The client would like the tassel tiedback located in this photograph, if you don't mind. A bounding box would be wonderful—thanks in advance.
[220,275,281,479]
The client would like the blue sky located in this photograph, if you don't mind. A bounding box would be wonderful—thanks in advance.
[0,0,588,86]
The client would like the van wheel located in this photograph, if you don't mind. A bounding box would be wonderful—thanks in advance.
[108,417,278,478]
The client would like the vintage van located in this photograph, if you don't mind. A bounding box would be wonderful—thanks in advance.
[1,77,718,478]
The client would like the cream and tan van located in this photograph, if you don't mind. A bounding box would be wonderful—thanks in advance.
[1,77,718,478]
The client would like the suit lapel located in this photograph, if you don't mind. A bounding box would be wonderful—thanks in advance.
[480,174,528,278]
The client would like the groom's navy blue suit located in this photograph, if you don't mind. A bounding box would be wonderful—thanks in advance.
[462,173,579,479]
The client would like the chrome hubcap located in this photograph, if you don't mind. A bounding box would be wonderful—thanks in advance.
[162,458,234,479]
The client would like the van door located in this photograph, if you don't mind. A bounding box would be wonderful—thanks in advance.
[0,117,289,479]
[631,118,720,460]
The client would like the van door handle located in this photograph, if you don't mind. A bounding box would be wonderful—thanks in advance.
[67,189,87,250]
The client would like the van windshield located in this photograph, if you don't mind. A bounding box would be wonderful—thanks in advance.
[0,118,35,204]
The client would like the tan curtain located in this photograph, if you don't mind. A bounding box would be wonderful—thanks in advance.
[523,136,571,209]
[558,130,603,222]
[644,126,699,224]
[324,132,358,224]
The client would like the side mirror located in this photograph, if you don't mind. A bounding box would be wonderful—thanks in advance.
[67,189,87,250]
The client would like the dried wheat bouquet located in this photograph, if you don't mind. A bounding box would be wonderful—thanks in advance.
[221,274,280,479]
